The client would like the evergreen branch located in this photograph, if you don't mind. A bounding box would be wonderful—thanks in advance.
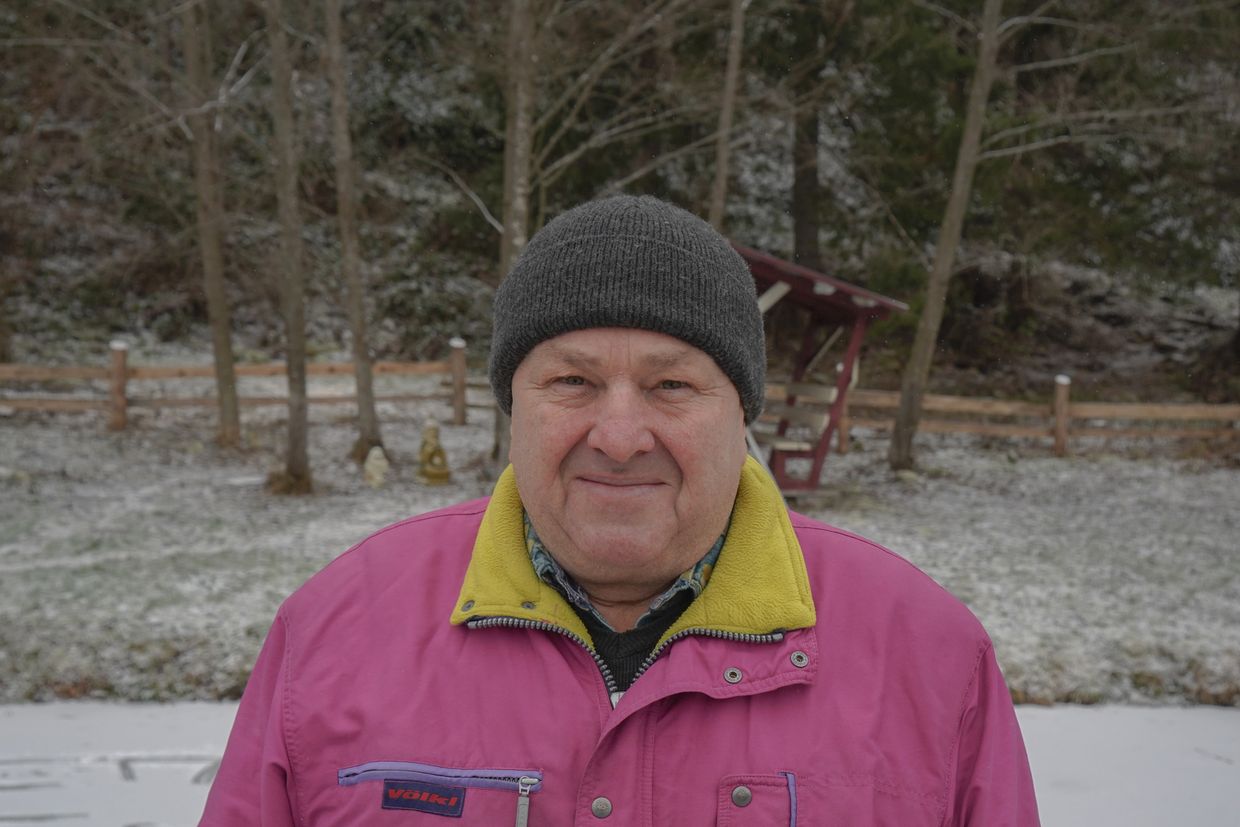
[823,143,932,270]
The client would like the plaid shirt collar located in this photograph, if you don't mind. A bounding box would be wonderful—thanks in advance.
[524,512,727,632]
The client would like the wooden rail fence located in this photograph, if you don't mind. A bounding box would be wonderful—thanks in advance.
[0,338,471,429]
[828,375,1240,456]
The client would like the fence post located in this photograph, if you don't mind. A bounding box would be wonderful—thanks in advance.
[837,396,850,455]
[449,337,467,426]
[1053,374,1071,457]
[108,340,129,431]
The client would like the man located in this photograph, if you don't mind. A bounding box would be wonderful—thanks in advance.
[201,195,1039,825]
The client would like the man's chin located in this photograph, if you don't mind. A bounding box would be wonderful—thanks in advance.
[571,525,667,563]
[566,485,673,523]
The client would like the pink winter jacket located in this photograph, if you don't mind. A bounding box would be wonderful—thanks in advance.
[200,458,1039,825]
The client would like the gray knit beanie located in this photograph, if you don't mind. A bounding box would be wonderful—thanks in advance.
[489,195,765,423]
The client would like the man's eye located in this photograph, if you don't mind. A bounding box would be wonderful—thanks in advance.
[658,379,688,390]
[558,376,585,386]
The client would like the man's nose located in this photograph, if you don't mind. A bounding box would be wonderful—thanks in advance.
[585,384,656,463]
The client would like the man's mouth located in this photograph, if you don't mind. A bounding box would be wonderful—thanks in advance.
[575,475,666,494]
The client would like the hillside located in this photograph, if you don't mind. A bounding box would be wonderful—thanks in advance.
[861,253,1239,405]
[3,2,1237,406]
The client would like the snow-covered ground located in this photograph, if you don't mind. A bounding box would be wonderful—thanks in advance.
[1,701,1238,826]
[1,367,1238,705]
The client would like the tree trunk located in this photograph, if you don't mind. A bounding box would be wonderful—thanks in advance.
[498,0,536,281]
[792,103,821,271]
[0,279,11,363]
[708,0,749,231]
[181,2,241,448]
[888,0,1003,471]
[1233,290,1240,359]
[264,0,312,493]
[325,0,383,464]
[790,1,823,272]
[494,0,538,469]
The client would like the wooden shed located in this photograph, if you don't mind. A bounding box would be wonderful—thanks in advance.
[736,244,908,492]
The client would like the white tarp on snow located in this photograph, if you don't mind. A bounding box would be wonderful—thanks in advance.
[1,702,1238,826]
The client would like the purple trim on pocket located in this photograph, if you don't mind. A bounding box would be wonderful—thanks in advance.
[338,760,542,792]
[782,771,797,826]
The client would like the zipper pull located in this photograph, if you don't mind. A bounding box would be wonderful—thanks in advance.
[514,775,537,827]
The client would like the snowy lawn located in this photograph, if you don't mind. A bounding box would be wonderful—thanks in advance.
[1,374,1238,705]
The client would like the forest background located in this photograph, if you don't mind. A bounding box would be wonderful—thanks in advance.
[1,0,1238,477]
[2,0,1240,710]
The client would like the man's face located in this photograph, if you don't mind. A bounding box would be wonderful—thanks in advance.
[509,328,749,602]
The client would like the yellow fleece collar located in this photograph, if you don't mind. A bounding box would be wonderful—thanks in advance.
[450,455,816,649]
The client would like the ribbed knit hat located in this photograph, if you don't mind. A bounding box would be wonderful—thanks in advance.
[489,195,765,423]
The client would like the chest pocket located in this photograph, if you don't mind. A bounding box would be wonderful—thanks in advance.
[716,773,797,827]
[337,760,541,825]
[717,771,945,827]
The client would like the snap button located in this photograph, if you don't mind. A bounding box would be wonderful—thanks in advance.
[731,785,753,806]
[521,601,536,609]
[790,650,809,668]
[723,667,743,684]
[461,600,474,611]
[591,796,613,818]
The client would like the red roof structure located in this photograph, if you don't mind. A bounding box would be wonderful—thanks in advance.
[734,243,908,492]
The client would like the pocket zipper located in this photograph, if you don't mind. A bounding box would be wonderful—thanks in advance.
[339,761,542,826]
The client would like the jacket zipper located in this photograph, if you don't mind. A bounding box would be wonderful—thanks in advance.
[338,760,541,826]
[468,616,784,704]
[515,774,534,827]
[629,627,785,686]
[467,616,621,698]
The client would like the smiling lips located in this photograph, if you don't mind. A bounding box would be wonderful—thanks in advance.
[574,476,667,497]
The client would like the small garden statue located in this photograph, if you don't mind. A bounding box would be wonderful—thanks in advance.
[362,445,389,489]
[417,420,451,485]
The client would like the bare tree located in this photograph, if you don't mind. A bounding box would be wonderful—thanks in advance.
[491,0,539,468]
[264,0,312,493]
[498,0,537,282]
[889,0,1003,471]
[181,1,241,448]
[0,277,12,363]
[788,0,855,271]
[324,0,383,463]
[708,0,749,231]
